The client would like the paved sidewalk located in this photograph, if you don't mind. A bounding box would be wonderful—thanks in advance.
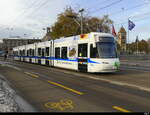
[120,59,150,67]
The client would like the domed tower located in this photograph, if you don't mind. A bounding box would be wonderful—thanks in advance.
[118,26,127,52]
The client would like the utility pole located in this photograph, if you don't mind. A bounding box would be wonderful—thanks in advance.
[6,28,13,38]
[79,8,84,34]
[127,18,130,55]
[136,35,139,55]
[67,8,85,35]
[9,28,13,38]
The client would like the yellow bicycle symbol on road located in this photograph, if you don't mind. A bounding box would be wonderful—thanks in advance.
[45,99,74,111]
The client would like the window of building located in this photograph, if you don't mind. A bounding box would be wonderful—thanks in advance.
[61,47,68,59]
[46,47,49,56]
[55,47,60,59]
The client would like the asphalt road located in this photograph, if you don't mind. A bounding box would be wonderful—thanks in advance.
[121,60,150,72]
[0,59,150,112]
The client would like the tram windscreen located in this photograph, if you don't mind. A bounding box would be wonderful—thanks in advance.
[96,38,118,58]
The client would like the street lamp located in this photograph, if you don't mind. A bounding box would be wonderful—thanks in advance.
[24,34,27,38]
[42,28,47,35]
[6,28,13,38]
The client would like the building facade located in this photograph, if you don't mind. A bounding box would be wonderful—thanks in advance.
[0,39,3,51]
[118,26,127,52]
[42,27,52,41]
[2,38,41,54]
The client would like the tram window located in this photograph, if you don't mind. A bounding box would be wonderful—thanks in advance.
[13,51,14,56]
[21,50,23,56]
[32,49,35,56]
[16,51,18,56]
[46,47,49,56]
[19,50,21,56]
[38,48,41,56]
[22,50,24,56]
[61,47,68,59]
[55,47,60,59]
[27,50,29,56]
[42,48,45,57]
[14,51,16,56]
[90,44,98,58]
[19,51,21,56]
[25,50,27,56]
[29,49,32,56]
[30,49,32,56]
[28,50,29,56]
[22,50,25,56]
[78,44,87,57]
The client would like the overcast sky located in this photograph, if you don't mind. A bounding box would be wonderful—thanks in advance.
[0,0,150,43]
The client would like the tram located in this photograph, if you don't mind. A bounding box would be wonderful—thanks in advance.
[13,32,120,73]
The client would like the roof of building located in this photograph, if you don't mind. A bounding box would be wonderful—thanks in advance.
[0,39,3,43]
[2,38,41,41]
[119,26,126,33]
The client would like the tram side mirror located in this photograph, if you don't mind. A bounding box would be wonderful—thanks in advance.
[93,42,96,48]
[93,34,98,48]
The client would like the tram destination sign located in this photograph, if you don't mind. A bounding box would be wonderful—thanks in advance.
[99,37,114,43]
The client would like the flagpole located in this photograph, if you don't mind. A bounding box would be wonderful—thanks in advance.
[128,19,135,55]
[127,18,129,55]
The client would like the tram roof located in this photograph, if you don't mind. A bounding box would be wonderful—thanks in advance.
[54,32,113,43]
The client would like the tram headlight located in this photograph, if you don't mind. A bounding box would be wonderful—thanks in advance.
[102,62,109,64]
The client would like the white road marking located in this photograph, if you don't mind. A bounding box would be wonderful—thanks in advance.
[85,76,150,92]
[60,70,150,93]
[0,62,22,71]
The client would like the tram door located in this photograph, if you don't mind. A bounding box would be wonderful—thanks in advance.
[78,43,88,72]
[38,48,41,64]
[19,50,21,61]
[45,47,49,66]
[29,49,33,63]
[23,50,25,62]
[29,49,32,63]
[49,41,54,67]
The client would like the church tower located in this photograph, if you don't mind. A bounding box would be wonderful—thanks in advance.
[118,26,127,52]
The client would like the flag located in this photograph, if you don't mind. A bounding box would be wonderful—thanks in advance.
[128,20,135,31]
[112,25,117,37]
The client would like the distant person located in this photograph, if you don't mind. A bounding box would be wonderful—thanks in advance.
[4,53,7,60]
